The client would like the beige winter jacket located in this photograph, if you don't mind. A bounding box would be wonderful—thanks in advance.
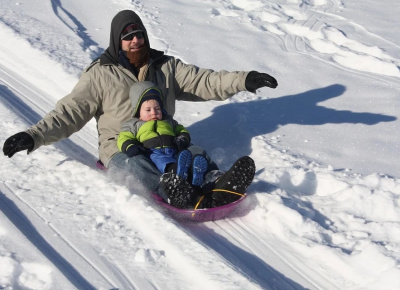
[26,50,249,166]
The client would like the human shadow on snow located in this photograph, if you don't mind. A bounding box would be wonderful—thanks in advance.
[187,84,396,164]
[185,85,397,269]
[50,0,103,58]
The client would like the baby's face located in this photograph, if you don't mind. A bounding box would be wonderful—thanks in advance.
[139,99,163,121]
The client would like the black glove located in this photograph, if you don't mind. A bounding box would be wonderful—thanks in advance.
[126,144,146,157]
[245,71,278,92]
[174,134,190,151]
[3,132,34,158]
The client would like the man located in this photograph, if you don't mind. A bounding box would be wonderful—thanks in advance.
[3,10,277,204]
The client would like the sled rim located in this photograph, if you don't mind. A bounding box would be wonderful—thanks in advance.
[152,193,247,222]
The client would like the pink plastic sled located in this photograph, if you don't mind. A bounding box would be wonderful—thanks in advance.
[96,160,246,222]
[152,193,246,222]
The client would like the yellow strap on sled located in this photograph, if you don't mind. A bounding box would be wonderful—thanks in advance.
[193,189,244,212]
[193,195,205,211]
[211,189,245,197]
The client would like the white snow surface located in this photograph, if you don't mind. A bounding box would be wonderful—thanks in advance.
[1,0,400,289]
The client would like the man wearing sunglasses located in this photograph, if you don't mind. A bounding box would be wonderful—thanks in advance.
[3,10,277,201]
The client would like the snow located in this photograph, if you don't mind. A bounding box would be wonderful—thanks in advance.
[1,0,400,289]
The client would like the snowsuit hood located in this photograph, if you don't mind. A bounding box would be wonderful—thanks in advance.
[129,81,165,118]
[100,10,150,65]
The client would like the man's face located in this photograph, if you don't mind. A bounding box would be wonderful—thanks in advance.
[121,32,145,52]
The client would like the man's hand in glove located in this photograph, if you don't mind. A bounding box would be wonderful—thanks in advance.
[3,132,34,158]
[245,71,278,92]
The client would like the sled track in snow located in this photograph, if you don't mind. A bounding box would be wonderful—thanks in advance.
[0,63,99,168]
[0,184,125,289]
[0,66,54,124]
[184,217,329,290]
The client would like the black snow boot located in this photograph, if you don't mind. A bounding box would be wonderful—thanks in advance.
[211,156,255,207]
[160,172,199,209]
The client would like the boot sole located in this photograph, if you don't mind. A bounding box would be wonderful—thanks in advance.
[161,172,195,209]
[176,150,192,180]
[192,155,208,187]
[212,156,255,206]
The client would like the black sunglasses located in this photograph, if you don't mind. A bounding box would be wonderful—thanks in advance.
[121,32,144,41]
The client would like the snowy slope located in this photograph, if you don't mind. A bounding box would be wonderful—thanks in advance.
[1,0,400,289]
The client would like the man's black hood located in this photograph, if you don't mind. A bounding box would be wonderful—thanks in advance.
[100,10,150,65]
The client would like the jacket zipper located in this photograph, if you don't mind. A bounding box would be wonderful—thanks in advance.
[153,120,164,148]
